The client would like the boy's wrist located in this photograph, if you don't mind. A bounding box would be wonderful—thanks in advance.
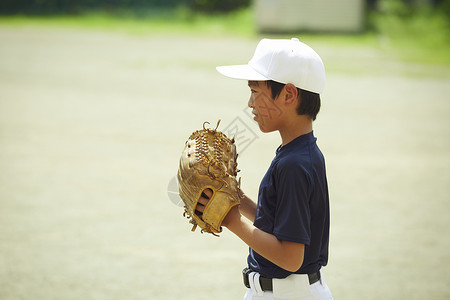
[222,205,242,230]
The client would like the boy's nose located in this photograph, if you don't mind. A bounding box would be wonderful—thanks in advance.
[248,96,254,108]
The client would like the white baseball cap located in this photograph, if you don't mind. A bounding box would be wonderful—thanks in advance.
[216,38,325,94]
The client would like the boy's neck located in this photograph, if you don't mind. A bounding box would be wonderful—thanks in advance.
[278,116,313,146]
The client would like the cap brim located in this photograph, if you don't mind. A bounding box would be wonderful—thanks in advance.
[216,65,269,81]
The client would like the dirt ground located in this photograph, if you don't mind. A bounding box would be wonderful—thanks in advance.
[0,26,449,300]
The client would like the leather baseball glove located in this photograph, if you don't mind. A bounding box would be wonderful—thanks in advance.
[177,120,240,235]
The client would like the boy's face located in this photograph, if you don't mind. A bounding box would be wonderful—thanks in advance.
[247,81,283,133]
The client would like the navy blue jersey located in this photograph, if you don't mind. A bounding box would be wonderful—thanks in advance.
[247,131,330,279]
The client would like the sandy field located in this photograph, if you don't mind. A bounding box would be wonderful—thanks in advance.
[0,26,449,300]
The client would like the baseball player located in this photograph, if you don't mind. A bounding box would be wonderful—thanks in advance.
[204,38,333,299]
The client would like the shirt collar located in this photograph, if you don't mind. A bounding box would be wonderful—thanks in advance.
[276,131,315,154]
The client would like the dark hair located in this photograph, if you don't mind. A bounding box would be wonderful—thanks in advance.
[266,80,321,121]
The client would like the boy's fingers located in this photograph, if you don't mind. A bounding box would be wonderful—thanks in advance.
[196,189,213,215]
[196,189,214,216]
[195,203,205,214]
[203,188,213,199]
[197,197,208,207]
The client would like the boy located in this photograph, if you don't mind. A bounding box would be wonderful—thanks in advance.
[198,38,332,299]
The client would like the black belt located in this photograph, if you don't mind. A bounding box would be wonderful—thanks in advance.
[242,268,320,291]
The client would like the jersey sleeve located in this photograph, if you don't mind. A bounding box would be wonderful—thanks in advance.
[272,160,312,245]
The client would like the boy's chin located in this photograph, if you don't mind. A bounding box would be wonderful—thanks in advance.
[257,123,276,134]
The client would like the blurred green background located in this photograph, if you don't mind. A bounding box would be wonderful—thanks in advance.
[1,0,449,64]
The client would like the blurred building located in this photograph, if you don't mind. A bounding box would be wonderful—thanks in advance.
[254,0,366,33]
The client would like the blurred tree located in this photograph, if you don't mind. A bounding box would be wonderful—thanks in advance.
[0,0,251,15]
[191,0,250,12]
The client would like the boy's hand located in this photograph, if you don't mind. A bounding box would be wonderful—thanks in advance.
[195,188,241,229]
[222,205,241,228]
[195,188,213,216]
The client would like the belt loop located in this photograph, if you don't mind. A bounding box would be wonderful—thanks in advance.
[253,272,264,296]
[248,272,256,293]
[248,271,264,296]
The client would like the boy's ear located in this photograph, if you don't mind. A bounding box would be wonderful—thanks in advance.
[284,83,299,105]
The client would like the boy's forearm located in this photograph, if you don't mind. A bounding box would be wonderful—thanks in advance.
[225,208,304,272]
[239,193,257,222]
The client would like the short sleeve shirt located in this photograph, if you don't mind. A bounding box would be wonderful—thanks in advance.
[247,132,330,279]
